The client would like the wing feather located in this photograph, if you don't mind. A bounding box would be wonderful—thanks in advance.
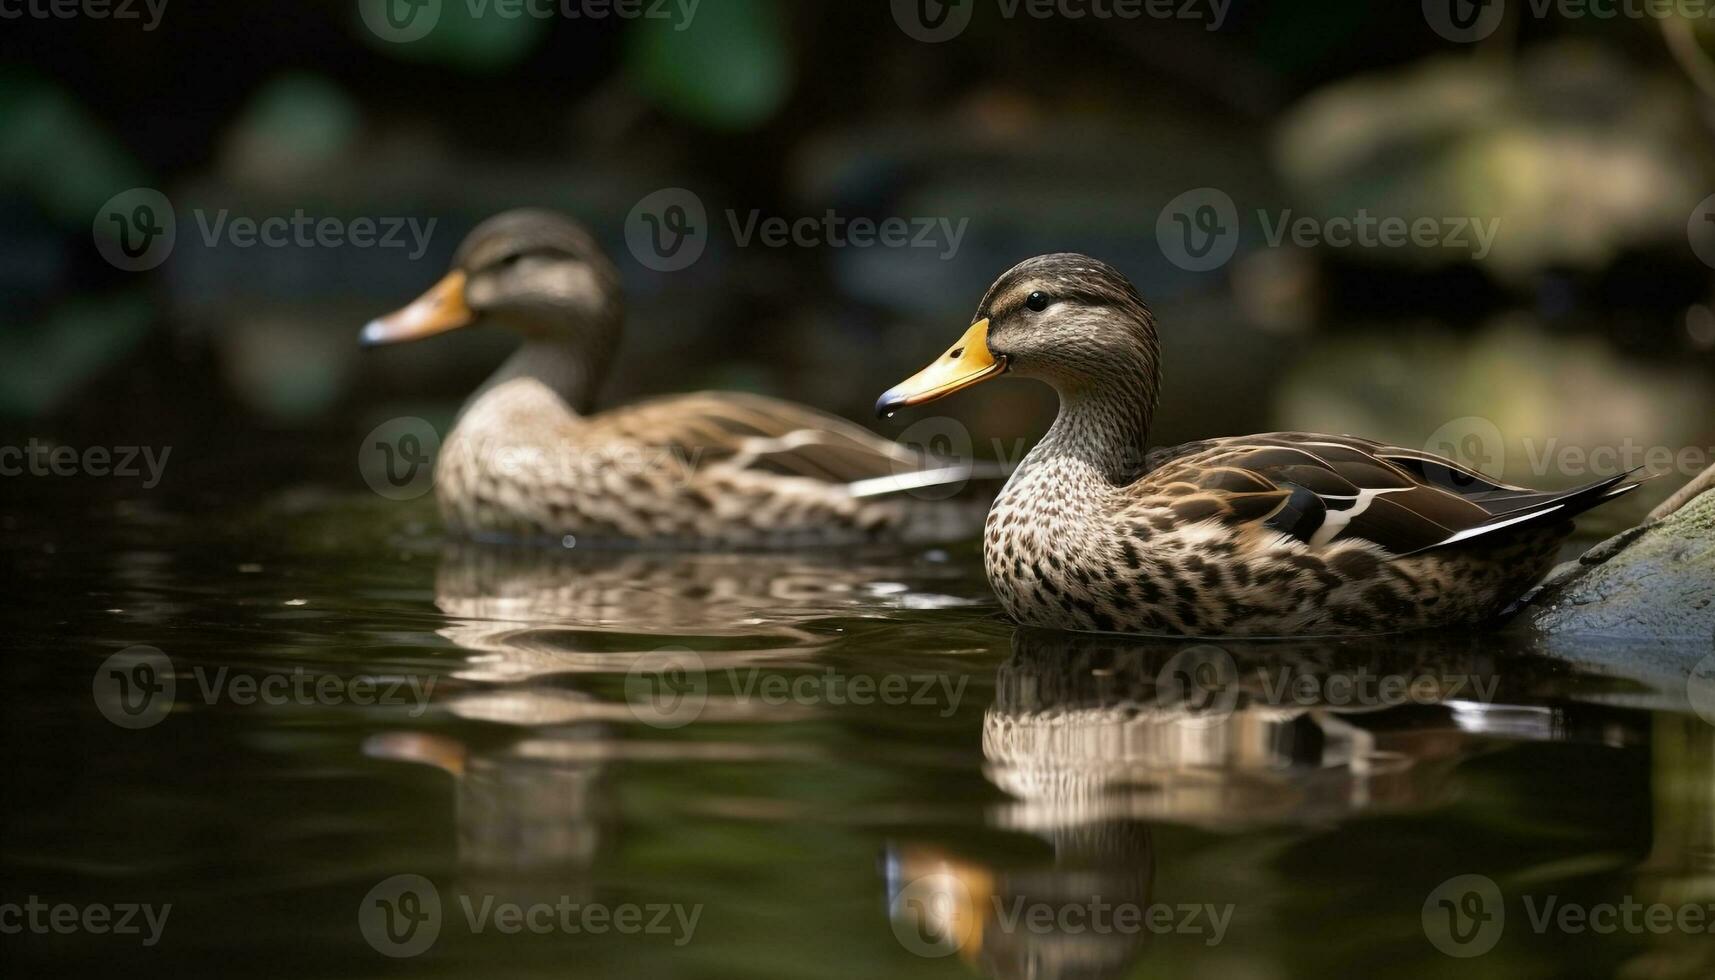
[1141,431,1639,555]
[581,391,1005,494]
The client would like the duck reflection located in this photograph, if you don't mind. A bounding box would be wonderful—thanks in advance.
[885,824,1156,980]
[434,543,978,680]
[369,543,974,889]
[888,627,1663,979]
[989,629,1514,831]
[366,730,608,899]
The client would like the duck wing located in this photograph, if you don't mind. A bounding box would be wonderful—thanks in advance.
[583,391,1003,494]
[1140,432,1643,556]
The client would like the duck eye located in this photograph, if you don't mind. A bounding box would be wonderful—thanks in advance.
[1025,291,1049,312]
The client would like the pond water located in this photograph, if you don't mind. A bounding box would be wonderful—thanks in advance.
[3,482,1712,979]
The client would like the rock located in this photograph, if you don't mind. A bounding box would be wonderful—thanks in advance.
[1520,467,1715,641]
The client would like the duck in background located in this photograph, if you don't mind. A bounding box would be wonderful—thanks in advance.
[878,253,1645,636]
[363,209,993,548]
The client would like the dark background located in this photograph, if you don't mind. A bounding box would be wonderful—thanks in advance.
[3,0,1713,518]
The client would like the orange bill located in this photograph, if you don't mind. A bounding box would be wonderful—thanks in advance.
[876,319,1007,417]
[360,270,474,347]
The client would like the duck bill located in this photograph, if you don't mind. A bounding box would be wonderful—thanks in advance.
[360,271,474,347]
[876,319,1007,417]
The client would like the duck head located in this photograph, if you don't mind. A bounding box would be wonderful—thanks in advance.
[876,253,1160,417]
[361,208,624,373]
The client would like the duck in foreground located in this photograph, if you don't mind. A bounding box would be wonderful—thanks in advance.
[878,253,1644,636]
[363,209,989,547]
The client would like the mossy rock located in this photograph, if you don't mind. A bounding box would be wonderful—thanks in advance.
[1520,477,1715,641]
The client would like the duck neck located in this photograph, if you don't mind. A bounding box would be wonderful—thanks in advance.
[468,337,603,418]
[1029,372,1159,488]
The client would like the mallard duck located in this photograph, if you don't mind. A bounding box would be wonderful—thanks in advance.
[877,253,1644,636]
[362,209,990,547]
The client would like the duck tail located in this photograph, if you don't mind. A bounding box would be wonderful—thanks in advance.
[1409,467,1652,555]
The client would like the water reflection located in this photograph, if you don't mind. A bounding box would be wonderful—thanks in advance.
[365,730,608,900]
[369,543,975,888]
[980,629,1681,831]
[887,627,1708,979]
[885,825,1155,979]
[434,543,976,680]
[991,630,1516,831]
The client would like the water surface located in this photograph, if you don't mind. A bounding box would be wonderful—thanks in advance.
[3,484,1711,979]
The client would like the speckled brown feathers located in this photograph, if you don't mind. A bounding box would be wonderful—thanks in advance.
[368,210,992,547]
[894,253,1646,636]
[982,431,1597,636]
[438,379,989,547]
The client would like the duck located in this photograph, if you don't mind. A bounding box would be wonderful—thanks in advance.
[361,209,992,547]
[877,253,1645,637]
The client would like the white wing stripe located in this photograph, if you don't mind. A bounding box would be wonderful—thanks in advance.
[1435,503,1566,548]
